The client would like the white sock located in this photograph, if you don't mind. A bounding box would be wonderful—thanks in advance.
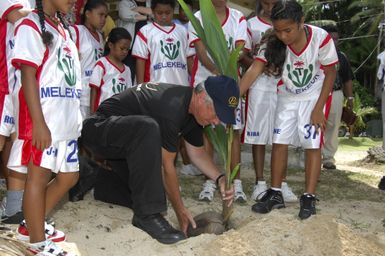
[271,187,281,192]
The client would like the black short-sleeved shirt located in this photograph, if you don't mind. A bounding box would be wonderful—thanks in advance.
[333,50,354,91]
[96,83,203,152]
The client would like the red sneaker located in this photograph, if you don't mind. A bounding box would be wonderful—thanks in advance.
[16,220,66,242]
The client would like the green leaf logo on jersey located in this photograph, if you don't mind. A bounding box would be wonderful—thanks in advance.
[160,38,180,60]
[227,37,233,50]
[287,61,313,88]
[57,46,77,86]
[112,77,127,94]
[94,48,103,61]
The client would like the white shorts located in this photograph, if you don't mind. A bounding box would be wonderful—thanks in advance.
[233,99,244,130]
[8,139,80,174]
[272,97,331,149]
[242,89,277,145]
[0,92,15,137]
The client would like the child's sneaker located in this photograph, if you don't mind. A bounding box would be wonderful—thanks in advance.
[298,194,318,220]
[198,180,216,201]
[251,181,267,201]
[28,239,75,256]
[16,220,66,242]
[251,188,285,214]
[281,182,298,203]
[233,179,247,203]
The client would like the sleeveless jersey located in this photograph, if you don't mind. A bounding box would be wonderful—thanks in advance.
[257,25,338,101]
[12,12,82,141]
[89,56,133,109]
[132,22,189,86]
[70,25,104,106]
[188,7,248,86]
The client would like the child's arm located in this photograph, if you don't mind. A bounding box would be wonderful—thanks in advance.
[239,59,265,96]
[89,62,105,112]
[193,40,219,75]
[6,7,30,24]
[20,65,51,150]
[311,65,336,132]
[187,56,194,76]
[135,58,146,84]
[90,87,98,114]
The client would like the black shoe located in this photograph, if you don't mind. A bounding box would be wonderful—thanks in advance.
[1,211,24,224]
[298,194,318,220]
[251,189,285,214]
[323,162,336,170]
[132,214,186,244]
[378,176,385,190]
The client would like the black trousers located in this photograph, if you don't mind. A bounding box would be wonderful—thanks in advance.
[81,114,167,216]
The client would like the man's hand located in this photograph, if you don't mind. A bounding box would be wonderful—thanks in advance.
[217,175,234,207]
[175,206,196,235]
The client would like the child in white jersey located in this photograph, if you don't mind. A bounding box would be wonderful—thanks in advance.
[0,0,32,225]
[248,1,338,220]
[71,0,107,119]
[8,0,82,254]
[132,0,190,86]
[90,27,133,112]
[188,0,248,202]
[241,0,297,203]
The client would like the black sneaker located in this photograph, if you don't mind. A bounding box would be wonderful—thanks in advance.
[132,213,186,244]
[378,176,385,190]
[323,162,336,170]
[1,211,24,224]
[298,194,318,220]
[251,189,285,214]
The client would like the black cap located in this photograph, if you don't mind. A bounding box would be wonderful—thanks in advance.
[204,75,239,124]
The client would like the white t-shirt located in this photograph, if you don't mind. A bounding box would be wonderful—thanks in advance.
[70,25,104,106]
[246,15,272,56]
[132,22,189,86]
[89,56,133,109]
[188,7,248,86]
[257,25,338,101]
[12,11,82,141]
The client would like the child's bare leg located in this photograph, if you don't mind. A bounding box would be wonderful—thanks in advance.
[45,172,79,214]
[231,130,241,178]
[271,143,288,188]
[252,144,265,182]
[304,148,321,194]
[23,163,51,243]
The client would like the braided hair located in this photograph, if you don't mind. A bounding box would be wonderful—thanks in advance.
[35,0,73,46]
[36,0,53,46]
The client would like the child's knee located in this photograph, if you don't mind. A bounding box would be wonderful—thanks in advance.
[56,172,79,189]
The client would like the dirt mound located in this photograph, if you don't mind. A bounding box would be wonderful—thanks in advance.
[198,211,385,256]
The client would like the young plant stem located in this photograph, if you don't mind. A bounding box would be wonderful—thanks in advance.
[222,125,234,224]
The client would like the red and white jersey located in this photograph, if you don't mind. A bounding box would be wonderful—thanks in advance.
[257,25,338,101]
[12,11,82,141]
[0,0,23,94]
[132,22,189,86]
[189,7,248,86]
[1,0,34,95]
[246,16,271,56]
[89,56,133,109]
[70,25,104,106]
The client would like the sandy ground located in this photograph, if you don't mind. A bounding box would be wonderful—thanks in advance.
[1,147,385,256]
